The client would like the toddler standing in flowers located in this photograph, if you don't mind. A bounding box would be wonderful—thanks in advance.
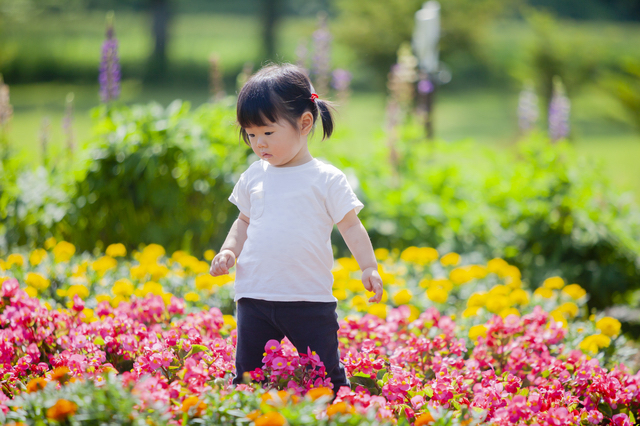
[210,64,383,391]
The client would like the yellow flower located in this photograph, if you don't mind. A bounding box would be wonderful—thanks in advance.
[580,334,611,354]
[596,317,621,337]
[53,241,76,263]
[400,246,438,265]
[337,257,360,272]
[96,294,111,304]
[347,279,363,292]
[499,308,520,318]
[171,250,189,263]
[6,253,25,268]
[462,307,479,318]
[44,236,57,250]
[558,302,579,318]
[426,287,448,304]
[29,249,48,266]
[468,325,487,340]
[562,284,586,300]
[223,314,236,329]
[509,288,529,305]
[105,243,127,257]
[25,272,50,290]
[332,267,350,281]
[367,303,387,319]
[110,295,127,308]
[415,411,435,426]
[195,274,216,291]
[81,308,95,323]
[469,264,488,279]
[350,295,367,312]
[392,289,413,305]
[148,263,170,280]
[333,288,347,301]
[549,309,568,328]
[25,286,38,298]
[543,276,565,290]
[429,278,453,292]
[184,292,200,302]
[467,292,488,308]
[374,248,389,261]
[204,249,216,261]
[130,265,148,280]
[449,267,473,285]
[139,244,165,264]
[534,287,554,299]
[66,284,89,300]
[140,281,164,296]
[112,278,135,297]
[180,395,206,417]
[489,285,510,296]
[487,258,509,277]
[92,256,117,276]
[408,305,420,322]
[440,252,460,267]
[486,295,509,314]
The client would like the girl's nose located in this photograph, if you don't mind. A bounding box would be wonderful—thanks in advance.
[256,137,267,148]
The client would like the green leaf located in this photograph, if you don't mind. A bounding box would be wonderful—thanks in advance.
[186,344,210,358]
[93,336,105,346]
[541,370,550,378]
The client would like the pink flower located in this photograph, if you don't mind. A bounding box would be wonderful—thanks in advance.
[612,413,632,426]
[585,410,604,424]
[1,278,19,298]
[72,294,85,313]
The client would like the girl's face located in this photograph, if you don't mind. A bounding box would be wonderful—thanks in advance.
[244,113,314,168]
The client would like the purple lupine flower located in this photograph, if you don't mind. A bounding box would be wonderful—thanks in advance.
[99,15,121,103]
[518,82,539,133]
[417,79,434,94]
[40,117,51,167]
[0,74,13,126]
[331,69,352,92]
[62,92,74,155]
[295,41,309,77]
[548,77,570,142]
[311,13,332,96]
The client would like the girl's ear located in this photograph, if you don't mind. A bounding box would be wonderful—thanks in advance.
[299,111,314,136]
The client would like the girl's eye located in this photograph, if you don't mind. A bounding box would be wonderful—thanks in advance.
[247,134,255,138]
[265,132,273,136]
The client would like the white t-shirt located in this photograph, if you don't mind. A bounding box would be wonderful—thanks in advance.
[229,158,363,302]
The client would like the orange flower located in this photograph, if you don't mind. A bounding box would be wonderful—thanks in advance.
[26,377,48,393]
[255,411,287,426]
[326,401,354,417]
[51,366,71,384]
[46,399,78,422]
[181,396,206,416]
[246,409,262,421]
[306,386,334,401]
[6,422,27,426]
[415,411,435,426]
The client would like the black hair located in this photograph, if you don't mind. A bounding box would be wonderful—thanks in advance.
[236,63,334,145]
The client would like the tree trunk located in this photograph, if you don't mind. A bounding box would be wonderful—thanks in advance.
[147,0,171,82]
[262,0,280,61]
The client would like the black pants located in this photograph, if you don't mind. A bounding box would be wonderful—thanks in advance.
[233,297,349,390]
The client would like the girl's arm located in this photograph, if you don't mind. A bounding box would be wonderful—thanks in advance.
[337,209,384,303]
[210,213,250,276]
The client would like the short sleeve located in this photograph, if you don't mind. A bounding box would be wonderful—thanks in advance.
[229,173,250,217]
[325,173,364,224]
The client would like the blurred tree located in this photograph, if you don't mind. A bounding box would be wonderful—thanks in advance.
[333,0,518,87]
[603,59,640,134]
[262,0,281,61]
[145,0,171,82]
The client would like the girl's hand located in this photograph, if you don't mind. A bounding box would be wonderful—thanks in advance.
[210,249,236,276]
[362,266,383,303]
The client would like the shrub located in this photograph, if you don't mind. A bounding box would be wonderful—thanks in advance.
[65,100,250,255]
[343,129,640,309]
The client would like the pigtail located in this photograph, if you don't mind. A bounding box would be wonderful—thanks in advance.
[315,99,335,140]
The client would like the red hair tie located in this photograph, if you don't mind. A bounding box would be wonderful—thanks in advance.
[310,93,319,103]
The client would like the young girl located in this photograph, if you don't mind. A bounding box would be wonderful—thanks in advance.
[210,63,383,391]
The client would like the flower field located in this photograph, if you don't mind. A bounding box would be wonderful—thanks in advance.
[1,241,639,425]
